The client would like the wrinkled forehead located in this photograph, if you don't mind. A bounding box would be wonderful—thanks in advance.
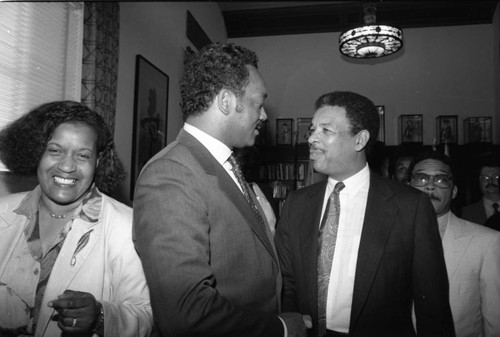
[480,166,500,175]
[413,159,451,175]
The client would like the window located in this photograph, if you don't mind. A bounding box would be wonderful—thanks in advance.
[0,2,83,171]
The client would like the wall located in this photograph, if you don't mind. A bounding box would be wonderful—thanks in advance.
[3,3,498,200]
[114,2,226,203]
[494,3,500,144]
[230,23,497,147]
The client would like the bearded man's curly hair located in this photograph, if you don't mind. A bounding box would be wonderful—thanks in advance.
[180,42,258,120]
[0,100,125,194]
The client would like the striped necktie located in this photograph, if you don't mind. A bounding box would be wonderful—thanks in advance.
[227,154,265,230]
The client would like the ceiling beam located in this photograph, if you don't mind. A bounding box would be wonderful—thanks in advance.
[222,1,498,38]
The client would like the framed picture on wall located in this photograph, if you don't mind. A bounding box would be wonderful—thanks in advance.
[399,114,423,143]
[296,118,312,145]
[436,115,458,144]
[131,55,169,199]
[464,117,492,143]
[376,105,385,143]
[276,118,293,145]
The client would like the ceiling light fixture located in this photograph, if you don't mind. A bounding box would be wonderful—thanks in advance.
[339,3,403,58]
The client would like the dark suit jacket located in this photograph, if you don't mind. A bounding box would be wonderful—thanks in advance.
[133,129,283,337]
[275,173,455,337]
[460,200,487,225]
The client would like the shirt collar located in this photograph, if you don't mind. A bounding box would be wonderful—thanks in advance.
[327,163,370,196]
[437,211,450,240]
[184,123,232,165]
[14,184,103,226]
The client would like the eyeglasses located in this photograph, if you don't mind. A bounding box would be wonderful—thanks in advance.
[479,174,500,183]
[410,173,453,189]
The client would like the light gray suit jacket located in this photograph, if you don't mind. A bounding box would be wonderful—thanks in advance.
[442,212,500,337]
[133,129,283,337]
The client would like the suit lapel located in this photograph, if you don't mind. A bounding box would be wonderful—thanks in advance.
[351,174,397,328]
[0,213,25,278]
[178,130,278,261]
[442,213,472,280]
[37,220,101,334]
[299,182,328,308]
[218,163,278,257]
[44,220,101,294]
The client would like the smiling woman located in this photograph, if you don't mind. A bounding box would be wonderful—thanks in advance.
[0,101,152,336]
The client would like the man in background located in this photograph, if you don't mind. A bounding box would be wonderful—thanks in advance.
[133,42,309,336]
[408,151,500,337]
[390,146,416,184]
[275,91,454,337]
[461,157,500,230]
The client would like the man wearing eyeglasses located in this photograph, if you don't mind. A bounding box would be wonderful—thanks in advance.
[408,151,500,337]
[461,157,500,230]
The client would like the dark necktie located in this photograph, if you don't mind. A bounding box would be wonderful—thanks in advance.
[227,154,265,230]
[317,181,345,336]
[485,203,500,231]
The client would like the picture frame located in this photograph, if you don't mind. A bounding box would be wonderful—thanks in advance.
[131,55,169,199]
[436,115,458,144]
[376,106,385,142]
[296,118,312,145]
[399,114,423,143]
[464,117,492,143]
[276,118,293,145]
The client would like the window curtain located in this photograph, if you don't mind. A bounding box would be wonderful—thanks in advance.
[81,2,119,134]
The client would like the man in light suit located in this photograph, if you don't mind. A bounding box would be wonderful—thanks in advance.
[275,91,455,337]
[409,151,500,337]
[133,42,309,337]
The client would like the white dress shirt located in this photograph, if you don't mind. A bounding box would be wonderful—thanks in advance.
[320,164,370,333]
[437,211,450,239]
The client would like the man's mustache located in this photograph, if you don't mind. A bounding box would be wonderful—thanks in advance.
[485,183,499,189]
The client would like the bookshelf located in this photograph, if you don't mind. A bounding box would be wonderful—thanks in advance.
[256,144,311,215]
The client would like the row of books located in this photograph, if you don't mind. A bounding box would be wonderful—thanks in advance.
[259,163,307,181]
[271,181,292,199]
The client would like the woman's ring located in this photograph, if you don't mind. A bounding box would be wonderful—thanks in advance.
[72,318,77,328]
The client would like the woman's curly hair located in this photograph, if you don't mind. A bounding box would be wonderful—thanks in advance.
[180,42,258,120]
[0,101,125,194]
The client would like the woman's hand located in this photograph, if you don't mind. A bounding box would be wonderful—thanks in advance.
[48,289,100,336]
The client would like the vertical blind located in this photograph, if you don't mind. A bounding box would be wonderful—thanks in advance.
[0,2,83,171]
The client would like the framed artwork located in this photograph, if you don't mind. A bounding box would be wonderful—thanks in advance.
[276,118,293,145]
[399,114,423,143]
[464,117,492,143]
[131,55,169,199]
[296,118,312,145]
[376,105,385,142]
[436,115,458,144]
[255,120,267,145]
